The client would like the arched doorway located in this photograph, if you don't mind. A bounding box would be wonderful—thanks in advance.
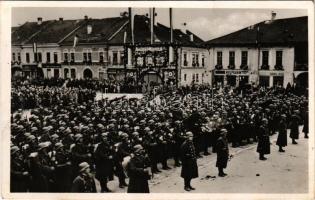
[140,71,162,93]
[296,72,308,88]
[83,68,93,79]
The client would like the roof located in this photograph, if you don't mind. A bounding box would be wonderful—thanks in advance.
[12,15,204,47]
[206,16,308,47]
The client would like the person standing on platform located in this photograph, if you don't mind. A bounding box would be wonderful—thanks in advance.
[180,131,198,192]
[216,129,229,177]
[276,114,288,152]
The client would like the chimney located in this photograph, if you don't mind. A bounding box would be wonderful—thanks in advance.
[87,25,92,34]
[271,11,276,21]
[59,17,63,22]
[190,34,194,42]
[84,15,88,20]
[37,17,42,25]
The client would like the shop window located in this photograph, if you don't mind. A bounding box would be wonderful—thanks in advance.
[47,69,51,78]
[64,68,69,78]
[261,51,269,70]
[88,52,92,63]
[273,76,284,87]
[54,69,59,78]
[192,74,195,82]
[275,51,283,70]
[83,52,87,63]
[259,76,270,87]
[196,73,199,82]
[26,53,30,63]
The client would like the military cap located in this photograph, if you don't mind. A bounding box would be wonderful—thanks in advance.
[101,132,109,137]
[55,142,64,150]
[51,134,59,139]
[28,135,36,141]
[185,131,193,137]
[144,127,150,131]
[24,132,31,137]
[11,146,20,154]
[38,142,49,150]
[74,134,83,140]
[79,162,90,172]
[133,144,143,152]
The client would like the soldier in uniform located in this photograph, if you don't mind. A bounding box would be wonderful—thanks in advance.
[257,118,271,160]
[94,133,114,192]
[10,146,29,192]
[289,110,301,144]
[216,129,229,177]
[71,162,96,193]
[180,131,198,192]
[276,114,288,152]
[54,142,72,192]
[172,120,185,167]
[303,110,309,139]
[127,144,151,193]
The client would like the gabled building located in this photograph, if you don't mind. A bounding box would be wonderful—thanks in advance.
[206,15,308,88]
[12,14,210,88]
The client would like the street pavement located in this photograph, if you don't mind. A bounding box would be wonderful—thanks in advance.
[108,127,308,193]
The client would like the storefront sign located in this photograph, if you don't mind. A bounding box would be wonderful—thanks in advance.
[259,71,284,76]
[214,70,249,76]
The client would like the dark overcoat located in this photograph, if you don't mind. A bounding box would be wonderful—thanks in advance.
[256,125,271,154]
[302,113,309,134]
[71,174,96,193]
[180,140,198,179]
[10,157,29,192]
[94,142,114,181]
[289,114,301,139]
[126,155,150,193]
[216,136,229,168]
[276,120,287,147]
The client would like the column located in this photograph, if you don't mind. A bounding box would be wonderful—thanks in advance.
[169,46,174,64]
[128,48,132,66]
[269,76,273,87]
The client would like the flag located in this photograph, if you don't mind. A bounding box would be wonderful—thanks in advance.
[149,8,155,45]
[128,7,134,45]
[123,31,127,44]
[170,8,173,43]
[73,34,79,48]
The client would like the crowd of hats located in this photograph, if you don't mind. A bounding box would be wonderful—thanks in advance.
[10,80,307,192]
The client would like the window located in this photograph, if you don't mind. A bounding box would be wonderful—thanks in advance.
[229,51,235,69]
[88,52,92,63]
[26,53,30,63]
[261,50,269,69]
[202,54,205,67]
[64,68,69,78]
[120,51,124,65]
[196,73,199,83]
[17,53,21,62]
[64,52,69,63]
[34,53,37,62]
[184,74,187,81]
[70,52,75,63]
[46,52,51,63]
[38,52,42,63]
[183,52,188,66]
[259,76,270,87]
[113,52,118,65]
[12,53,16,61]
[217,51,222,65]
[99,52,104,63]
[192,53,199,67]
[53,52,58,63]
[71,69,76,79]
[241,51,248,68]
[83,52,87,62]
[47,69,51,78]
[192,74,196,83]
[275,51,283,70]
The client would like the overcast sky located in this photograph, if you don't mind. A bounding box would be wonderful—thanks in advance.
[12,7,307,41]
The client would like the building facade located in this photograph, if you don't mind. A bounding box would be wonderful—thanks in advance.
[206,15,308,88]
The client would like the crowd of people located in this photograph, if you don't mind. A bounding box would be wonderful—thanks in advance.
[10,80,308,193]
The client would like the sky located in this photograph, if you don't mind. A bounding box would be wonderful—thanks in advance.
[12,7,307,41]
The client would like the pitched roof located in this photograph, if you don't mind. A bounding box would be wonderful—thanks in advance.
[206,16,308,47]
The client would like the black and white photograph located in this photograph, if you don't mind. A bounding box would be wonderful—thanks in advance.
[0,1,314,200]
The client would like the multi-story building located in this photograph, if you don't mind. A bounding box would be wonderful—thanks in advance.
[206,15,308,88]
[11,14,211,87]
